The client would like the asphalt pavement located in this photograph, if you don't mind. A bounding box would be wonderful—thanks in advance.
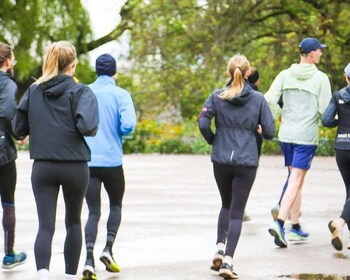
[1,152,350,280]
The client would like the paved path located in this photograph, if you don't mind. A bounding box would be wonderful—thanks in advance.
[1,152,350,279]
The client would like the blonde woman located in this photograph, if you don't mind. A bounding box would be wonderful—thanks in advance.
[198,54,275,279]
[12,41,99,280]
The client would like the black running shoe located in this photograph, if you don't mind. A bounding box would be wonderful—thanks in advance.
[219,262,238,279]
[210,250,224,271]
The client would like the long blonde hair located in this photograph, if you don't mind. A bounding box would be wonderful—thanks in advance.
[220,54,250,100]
[36,41,77,84]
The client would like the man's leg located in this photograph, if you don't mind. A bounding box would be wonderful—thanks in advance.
[278,167,307,221]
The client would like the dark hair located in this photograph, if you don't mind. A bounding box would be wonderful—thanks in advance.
[0,42,12,68]
[248,67,259,84]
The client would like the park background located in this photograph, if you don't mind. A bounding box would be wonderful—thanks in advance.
[1,0,349,155]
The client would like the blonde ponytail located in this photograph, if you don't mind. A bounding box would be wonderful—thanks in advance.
[36,41,77,84]
[220,54,250,100]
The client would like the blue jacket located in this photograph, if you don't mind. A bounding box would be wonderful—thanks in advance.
[198,82,275,167]
[322,85,350,150]
[85,76,136,167]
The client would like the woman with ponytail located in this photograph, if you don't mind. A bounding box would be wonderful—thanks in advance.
[12,41,99,280]
[198,54,275,279]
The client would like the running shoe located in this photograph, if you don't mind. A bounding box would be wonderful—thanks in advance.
[99,250,120,273]
[328,220,343,251]
[268,221,287,248]
[218,262,238,279]
[288,228,309,241]
[82,265,97,280]
[2,251,27,269]
[271,204,280,221]
[210,250,224,271]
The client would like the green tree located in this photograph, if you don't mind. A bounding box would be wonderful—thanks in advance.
[0,0,138,94]
[126,0,350,119]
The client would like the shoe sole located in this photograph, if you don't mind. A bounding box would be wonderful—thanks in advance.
[288,234,308,241]
[100,254,120,273]
[268,228,287,248]
[210,256,223,271]
[328,221,343,251]
[2,259,26,269]
[218,268,238,279]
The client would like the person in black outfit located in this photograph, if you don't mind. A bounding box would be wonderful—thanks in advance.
[12,41,99,280]
[0,42,27,269]
[198,54,275,279]
[322,62,350,251]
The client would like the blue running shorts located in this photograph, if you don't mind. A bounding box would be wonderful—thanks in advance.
[280,142,317,170]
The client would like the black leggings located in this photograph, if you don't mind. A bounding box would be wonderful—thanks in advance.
[31,160,89,274]
[0,161,16,254]
[335,150,350,230]
[213,164,257,257]
[84,166,125,253]
[0,161,16,205]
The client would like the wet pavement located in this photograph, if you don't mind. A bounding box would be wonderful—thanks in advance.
[1,152,350,279]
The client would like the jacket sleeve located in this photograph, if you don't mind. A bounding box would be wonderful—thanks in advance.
[197,93,216,145]
[0,79,17,121]
[118,91,136,135]
[12,88,30,140]
[74,85,99,136]
[322,94,338,127]
[264,71,284,119]
[318,73,332,116]
[259,97,276,140]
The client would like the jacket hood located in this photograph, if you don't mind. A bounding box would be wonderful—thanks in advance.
[340,86,350,103]
[224,79,253,106]
[289,63,318,80]
[39,75,75,97]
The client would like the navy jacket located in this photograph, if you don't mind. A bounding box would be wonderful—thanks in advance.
[0,71,18,164]
[12,75,99,161]
[198,82,275,167]
[322,85,350,150]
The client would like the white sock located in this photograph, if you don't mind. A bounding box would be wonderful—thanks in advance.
[217,242,225,252]
[223,255,233,265]
[37,269,49,280]
[64,274,76,279]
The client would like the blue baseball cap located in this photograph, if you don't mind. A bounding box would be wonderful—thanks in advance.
[299,37,327,54]
[345,63,350,78]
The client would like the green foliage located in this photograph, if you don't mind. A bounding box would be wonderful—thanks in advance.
[125,0,350,119]
[0,0,93,94]
[123,117,211,154]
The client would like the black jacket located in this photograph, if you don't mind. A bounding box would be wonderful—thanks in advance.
[322,85,350,150]
[0,71,18,164]
[12,75,99,161]
[198,82,275,167]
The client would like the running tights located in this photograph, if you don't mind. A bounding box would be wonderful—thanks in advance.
[84,166,125,261]
[335,150,350,230]
[31,160,89,275]
[213,164,257,257]
[0,161,16,254]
